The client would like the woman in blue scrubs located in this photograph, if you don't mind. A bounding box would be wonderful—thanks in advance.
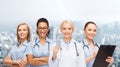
[3,23,31,67]
[50,20,86,67]
[26,18,53,67]
[82,21,114,67]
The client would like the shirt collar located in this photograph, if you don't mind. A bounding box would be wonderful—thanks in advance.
[83,39,96,46]
[35,37,52,46]
[17,40,28,46]
[62,38,75,44]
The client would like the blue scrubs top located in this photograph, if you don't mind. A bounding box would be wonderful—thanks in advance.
[81,39,99,67]
[8,40,30,67]
[26,38,52,67]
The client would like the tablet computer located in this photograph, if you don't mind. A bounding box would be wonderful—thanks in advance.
[93,45,116,67]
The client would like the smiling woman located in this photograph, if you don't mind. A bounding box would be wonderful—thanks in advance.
[49,20,86,67]
[26,18,55,67]
[82,21,114,67]
[3,23,31,67]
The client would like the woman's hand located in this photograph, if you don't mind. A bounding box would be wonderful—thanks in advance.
[19,58,27,67]
[91,50,98,59]
[53,45,59,54]
[52,45,60,60]
[106,56,114,66]
[12,58,27,67]
[11,60,21,67]
[86,49,98,64]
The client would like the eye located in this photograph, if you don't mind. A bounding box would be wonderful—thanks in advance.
[94,29,96,32]
[23,29,27,31]
[88,29,92,31]
[18,29,21,32]
[38,26,48,29]
[43,27,48,30]
[37,27,42,29]
[68,27,72,30]
[62,27,66,30]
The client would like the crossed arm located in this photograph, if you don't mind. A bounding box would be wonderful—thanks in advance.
[27,54,49,66]
[3,56,27,67]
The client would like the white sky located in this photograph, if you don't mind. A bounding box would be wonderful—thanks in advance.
[0,0,120,30]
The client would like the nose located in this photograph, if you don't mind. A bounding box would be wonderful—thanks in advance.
[41,29,44,32]
[66,29,70,33]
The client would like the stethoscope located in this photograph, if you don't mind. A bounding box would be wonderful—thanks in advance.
[74,42,79,56]
[56,41,79,67]
[34,38,50,55]
[58,41,79,57]
[82,40,99,54]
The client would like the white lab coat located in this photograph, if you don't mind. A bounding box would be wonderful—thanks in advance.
[49,39,86,67]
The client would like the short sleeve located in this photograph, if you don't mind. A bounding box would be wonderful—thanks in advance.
[25,43,33,55]
[7,46,15,57]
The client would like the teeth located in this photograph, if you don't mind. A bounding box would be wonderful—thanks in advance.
[20,34,25,37]
[41,33,44,34]
[41,33,45,35]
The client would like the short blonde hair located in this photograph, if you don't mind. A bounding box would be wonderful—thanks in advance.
[60,20,74,32]
[16,23,31,42]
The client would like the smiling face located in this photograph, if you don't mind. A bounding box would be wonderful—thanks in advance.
[17,24,29,41]
[84,22,97,40]
[61,20,74,40]
[37,22,49,38]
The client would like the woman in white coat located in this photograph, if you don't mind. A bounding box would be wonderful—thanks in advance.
[49,20,86,67]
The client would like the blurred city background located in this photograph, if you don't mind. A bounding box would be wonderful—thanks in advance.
[0,21,120,67]
[0,0,120,67]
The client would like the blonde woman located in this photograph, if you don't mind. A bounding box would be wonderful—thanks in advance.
[50,20,86,67]
[3,23,30,67]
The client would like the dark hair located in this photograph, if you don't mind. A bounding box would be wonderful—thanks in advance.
[36,18,50,36]
[36,18,49,28]
[84,21,97,30]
